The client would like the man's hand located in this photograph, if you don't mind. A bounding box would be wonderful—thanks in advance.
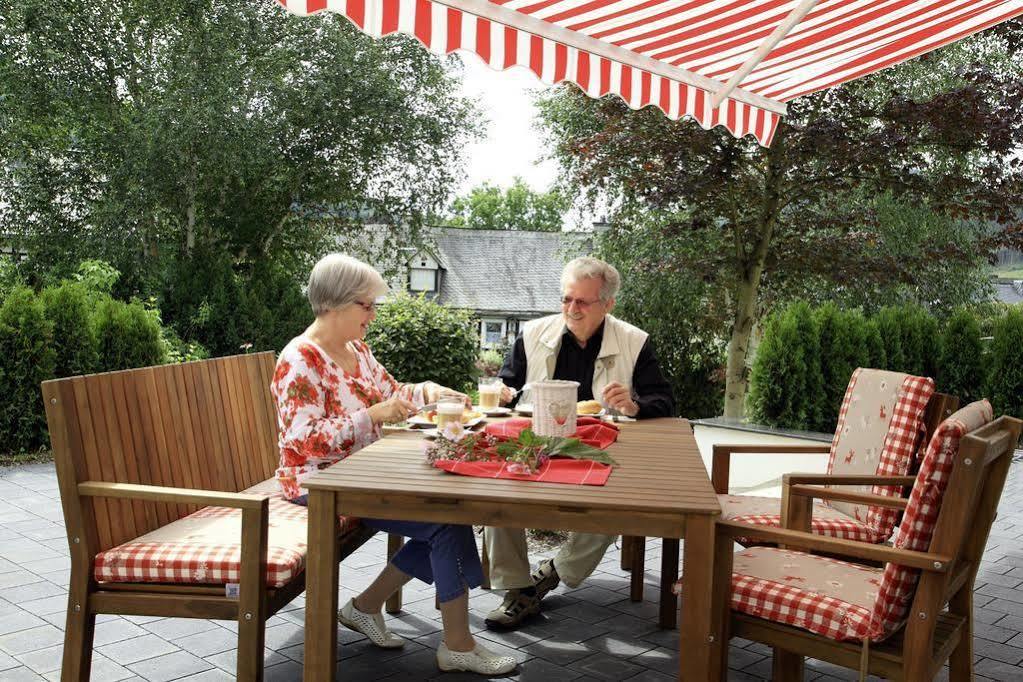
[368,395,418,425]
[499,385,516,405]
[601,382,639,418]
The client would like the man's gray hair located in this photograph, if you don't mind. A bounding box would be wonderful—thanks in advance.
[561,256,621,302]
[307,253,388,316]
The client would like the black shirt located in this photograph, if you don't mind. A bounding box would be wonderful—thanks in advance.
[498,321,675,419]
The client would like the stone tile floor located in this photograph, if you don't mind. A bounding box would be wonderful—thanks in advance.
[2,457,1023,681]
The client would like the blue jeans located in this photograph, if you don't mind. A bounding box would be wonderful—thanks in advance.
[290,496,482,603]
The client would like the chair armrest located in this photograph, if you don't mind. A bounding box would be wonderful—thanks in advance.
[711,443,831,494]
[78,481,269,510]
[782,475,910,511]
[717,520,950,571]
[783,473,915,486]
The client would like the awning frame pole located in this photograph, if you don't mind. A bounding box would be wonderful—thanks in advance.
[429,0,788,116]
[710,0,820,109]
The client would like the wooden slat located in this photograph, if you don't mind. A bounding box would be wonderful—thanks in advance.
[140,367,185,523]
[180,361,217,493]
[108,371,152,536]
[200,358,239,493]
[171,363,208,497]
[245,354,277,480]
[222,357,257,489]
[71,377,115,550]
[231,355,264,489]
[90,373,136,544]
[152,363,195,518]
[214,358,249,494]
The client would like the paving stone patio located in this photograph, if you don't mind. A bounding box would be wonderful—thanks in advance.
[2,456,1023,681]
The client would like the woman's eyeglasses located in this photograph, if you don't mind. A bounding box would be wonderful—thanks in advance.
[560,295,601,310]
[353,300,377,312]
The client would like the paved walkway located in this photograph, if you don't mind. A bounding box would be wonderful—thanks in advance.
[2,458,1023,681]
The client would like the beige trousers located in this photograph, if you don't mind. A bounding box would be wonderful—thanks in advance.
[483,526,617,589]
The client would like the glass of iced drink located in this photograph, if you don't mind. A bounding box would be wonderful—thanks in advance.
[478,377,503,410]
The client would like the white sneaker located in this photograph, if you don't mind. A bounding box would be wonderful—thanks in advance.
[437,641,517,675]
[337,598,405,649]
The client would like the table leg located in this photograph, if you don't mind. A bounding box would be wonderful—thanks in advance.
[629,536,646,602]
[658,538,680,629]
[305,490,340,682]
[678,515,726,681]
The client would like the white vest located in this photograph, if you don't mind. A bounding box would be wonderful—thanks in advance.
[520,314,648,403]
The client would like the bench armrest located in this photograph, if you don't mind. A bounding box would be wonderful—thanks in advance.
[717,519,949,572]
[711,443,830,494]
[78,481,269,510]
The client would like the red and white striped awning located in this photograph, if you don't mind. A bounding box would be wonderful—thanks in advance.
[275,1,1023,146]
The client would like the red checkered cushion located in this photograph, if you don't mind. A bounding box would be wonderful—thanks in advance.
[94,478,360,588]
[825,369,934,541]
[869,399,993,637]
[720,494,882,543]
[729,547,884,641]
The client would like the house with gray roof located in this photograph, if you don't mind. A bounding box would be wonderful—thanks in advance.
[405,227,592,347]
[993,279,1023,305]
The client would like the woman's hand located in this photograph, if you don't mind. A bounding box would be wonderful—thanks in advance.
[368,395,418,425]
[425,382,472,408]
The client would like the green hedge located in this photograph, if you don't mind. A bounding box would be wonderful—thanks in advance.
[365,293,479,392]
[0,287,56,453]
[748,301,1023,432]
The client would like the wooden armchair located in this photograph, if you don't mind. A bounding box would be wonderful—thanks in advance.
[41,352,402,681]
[710,401,1022,681]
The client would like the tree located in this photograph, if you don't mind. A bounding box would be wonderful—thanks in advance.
[447,178,567,232]
[536,21,1023,417]
[0,0,480,291]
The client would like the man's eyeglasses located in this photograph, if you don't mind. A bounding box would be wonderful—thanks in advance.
[560,295,602,310]
[353,300,377,313]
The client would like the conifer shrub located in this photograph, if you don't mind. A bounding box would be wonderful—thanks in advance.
[936,308,983,403]
[0,287,56,452]
[748,302,824,431]
[987,307,1023,419]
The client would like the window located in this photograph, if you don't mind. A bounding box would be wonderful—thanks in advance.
[480,319,506,348]
[409,268,437,292]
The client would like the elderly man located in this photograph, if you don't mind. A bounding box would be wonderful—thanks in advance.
[484,256,674,630]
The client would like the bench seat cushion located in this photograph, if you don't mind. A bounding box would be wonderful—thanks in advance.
[94,478,359,588]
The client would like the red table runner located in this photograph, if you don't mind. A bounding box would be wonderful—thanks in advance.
[431,417,619,486]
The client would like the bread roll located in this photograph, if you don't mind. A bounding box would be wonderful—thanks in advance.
[577,400,602,415]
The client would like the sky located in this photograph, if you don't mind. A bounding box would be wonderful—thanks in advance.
[454,55,559,195]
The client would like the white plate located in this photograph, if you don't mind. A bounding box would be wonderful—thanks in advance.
[409,414,486,429]
[477,405,511,416]
[514,403,606,417]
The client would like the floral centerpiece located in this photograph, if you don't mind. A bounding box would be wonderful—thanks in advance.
[425,422,617,475]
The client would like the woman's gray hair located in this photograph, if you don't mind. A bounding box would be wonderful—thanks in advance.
[561,257,621,302]
[307,253,388,316]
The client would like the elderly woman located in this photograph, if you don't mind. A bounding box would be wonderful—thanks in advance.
[271,253,515,676]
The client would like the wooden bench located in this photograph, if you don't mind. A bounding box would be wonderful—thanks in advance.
[42,351,401,681]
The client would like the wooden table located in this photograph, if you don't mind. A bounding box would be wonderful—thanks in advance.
[303,417,726,681]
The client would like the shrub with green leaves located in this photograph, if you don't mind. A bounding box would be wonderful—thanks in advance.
[365,293,479,392]
[748,302,824,431]
[937,308,983,403]
[93,298,166,372]
[987,307,1023,419]
[0,287,56,452]
[40,282,99,378]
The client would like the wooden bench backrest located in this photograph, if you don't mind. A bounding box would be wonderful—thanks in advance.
[42,352,280,553]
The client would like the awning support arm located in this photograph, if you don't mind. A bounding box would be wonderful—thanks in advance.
[710,0,820,109]
[430,0,787,116]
